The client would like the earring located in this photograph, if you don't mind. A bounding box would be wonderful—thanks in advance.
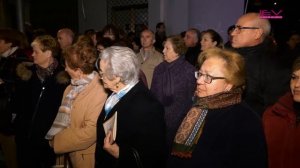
[116,83,119,89]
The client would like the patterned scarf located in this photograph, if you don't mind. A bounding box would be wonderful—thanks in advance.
[36,58,58,82]
[171,87,243,158]
[45,71,96,140]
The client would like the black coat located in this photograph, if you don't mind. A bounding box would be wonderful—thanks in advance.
[95,82,167,168]
[235,40,290,116]
[0,49,29,135]
[14,64,69,168]
[167,102,268,168]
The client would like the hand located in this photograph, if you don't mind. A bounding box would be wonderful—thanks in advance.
[0,78,4,85]
[103,131,119,158]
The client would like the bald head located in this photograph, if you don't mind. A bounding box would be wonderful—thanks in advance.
[57,28,74,49]
[239,13,271,38]
[231,13,271,48]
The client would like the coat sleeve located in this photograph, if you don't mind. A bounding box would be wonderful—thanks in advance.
[53,86,107,153]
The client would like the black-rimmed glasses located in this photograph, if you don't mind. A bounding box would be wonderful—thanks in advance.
[195,71,226,84]
[233,25,260,34]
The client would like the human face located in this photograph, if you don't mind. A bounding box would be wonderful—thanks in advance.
[65,61,81,80]
[31,41,51,68]
[231,16,261,48]
[290,69,300,102]
[0,39,12,54]
[184,31,197,47]
[196,57,233,97]
[201,33,217,51]
[140,31,154,50]
[57,32,72,49]
[99,59,119,92]
[287,34,300,49]
[97,45,105,54]
[163,40,179,63]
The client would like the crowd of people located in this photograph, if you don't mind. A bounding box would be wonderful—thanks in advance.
[0,12,300,168]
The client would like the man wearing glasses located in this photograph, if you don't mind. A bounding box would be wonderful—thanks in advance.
[231,12,290,116]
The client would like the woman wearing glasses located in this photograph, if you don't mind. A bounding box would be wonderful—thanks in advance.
[167,48,267,168]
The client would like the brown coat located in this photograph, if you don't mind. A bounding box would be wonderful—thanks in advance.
[137,47,163,88]
[53,74,107,168]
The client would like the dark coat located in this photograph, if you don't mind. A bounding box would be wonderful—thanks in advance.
[234,40,290,116]
[14,64,69,168]
[0,49,29,135]
[95,82,167,168]
[167,102,268,168]
[151,56,196,151]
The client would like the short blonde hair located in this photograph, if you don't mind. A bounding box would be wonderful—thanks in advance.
[198,48,245,88]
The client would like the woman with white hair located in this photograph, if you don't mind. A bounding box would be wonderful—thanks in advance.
[95,46,167,168]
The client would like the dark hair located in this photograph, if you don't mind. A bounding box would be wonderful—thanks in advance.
[0,28,21,47]
[102,24,120,41]
[156,22,165,29]
[201,29,224,48]
[292,57,300,73]
[97,37,113,48]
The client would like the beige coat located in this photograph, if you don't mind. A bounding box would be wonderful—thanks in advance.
[137,47,163,88]
[53,74,107,168]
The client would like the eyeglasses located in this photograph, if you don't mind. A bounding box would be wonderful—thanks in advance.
[233,25,260,34]
[195,71,226,84]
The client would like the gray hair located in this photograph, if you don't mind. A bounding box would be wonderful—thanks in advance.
[100,46,140,84]
[246,13,271,38]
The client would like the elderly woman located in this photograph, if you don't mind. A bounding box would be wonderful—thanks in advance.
[263,57,300,168]
[95,46,167,168]
[200,29,223,51]
[14,35,69,167]
[151,35,196,152]
[167,48,267,168]
[46,42,107,168]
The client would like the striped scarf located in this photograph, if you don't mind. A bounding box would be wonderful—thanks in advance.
[45,71,96,140]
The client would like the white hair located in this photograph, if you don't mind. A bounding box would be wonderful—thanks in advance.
[100,46,140,84]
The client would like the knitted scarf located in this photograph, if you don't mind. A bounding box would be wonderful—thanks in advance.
[171,87,243,158]
[45,71,96,140]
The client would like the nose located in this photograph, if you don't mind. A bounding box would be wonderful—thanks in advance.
[294,78,300,87]
[196,76,206,85]
[231,28,238,36]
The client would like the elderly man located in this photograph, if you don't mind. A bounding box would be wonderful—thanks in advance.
[183,28,201,67]
[231,12,290,116]
[57,28,75,49]
[137,29,163,88]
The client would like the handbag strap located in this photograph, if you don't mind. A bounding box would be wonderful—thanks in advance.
[131,148,143,168]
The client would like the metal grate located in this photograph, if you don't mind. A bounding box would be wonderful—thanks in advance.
[107,0,148,34]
